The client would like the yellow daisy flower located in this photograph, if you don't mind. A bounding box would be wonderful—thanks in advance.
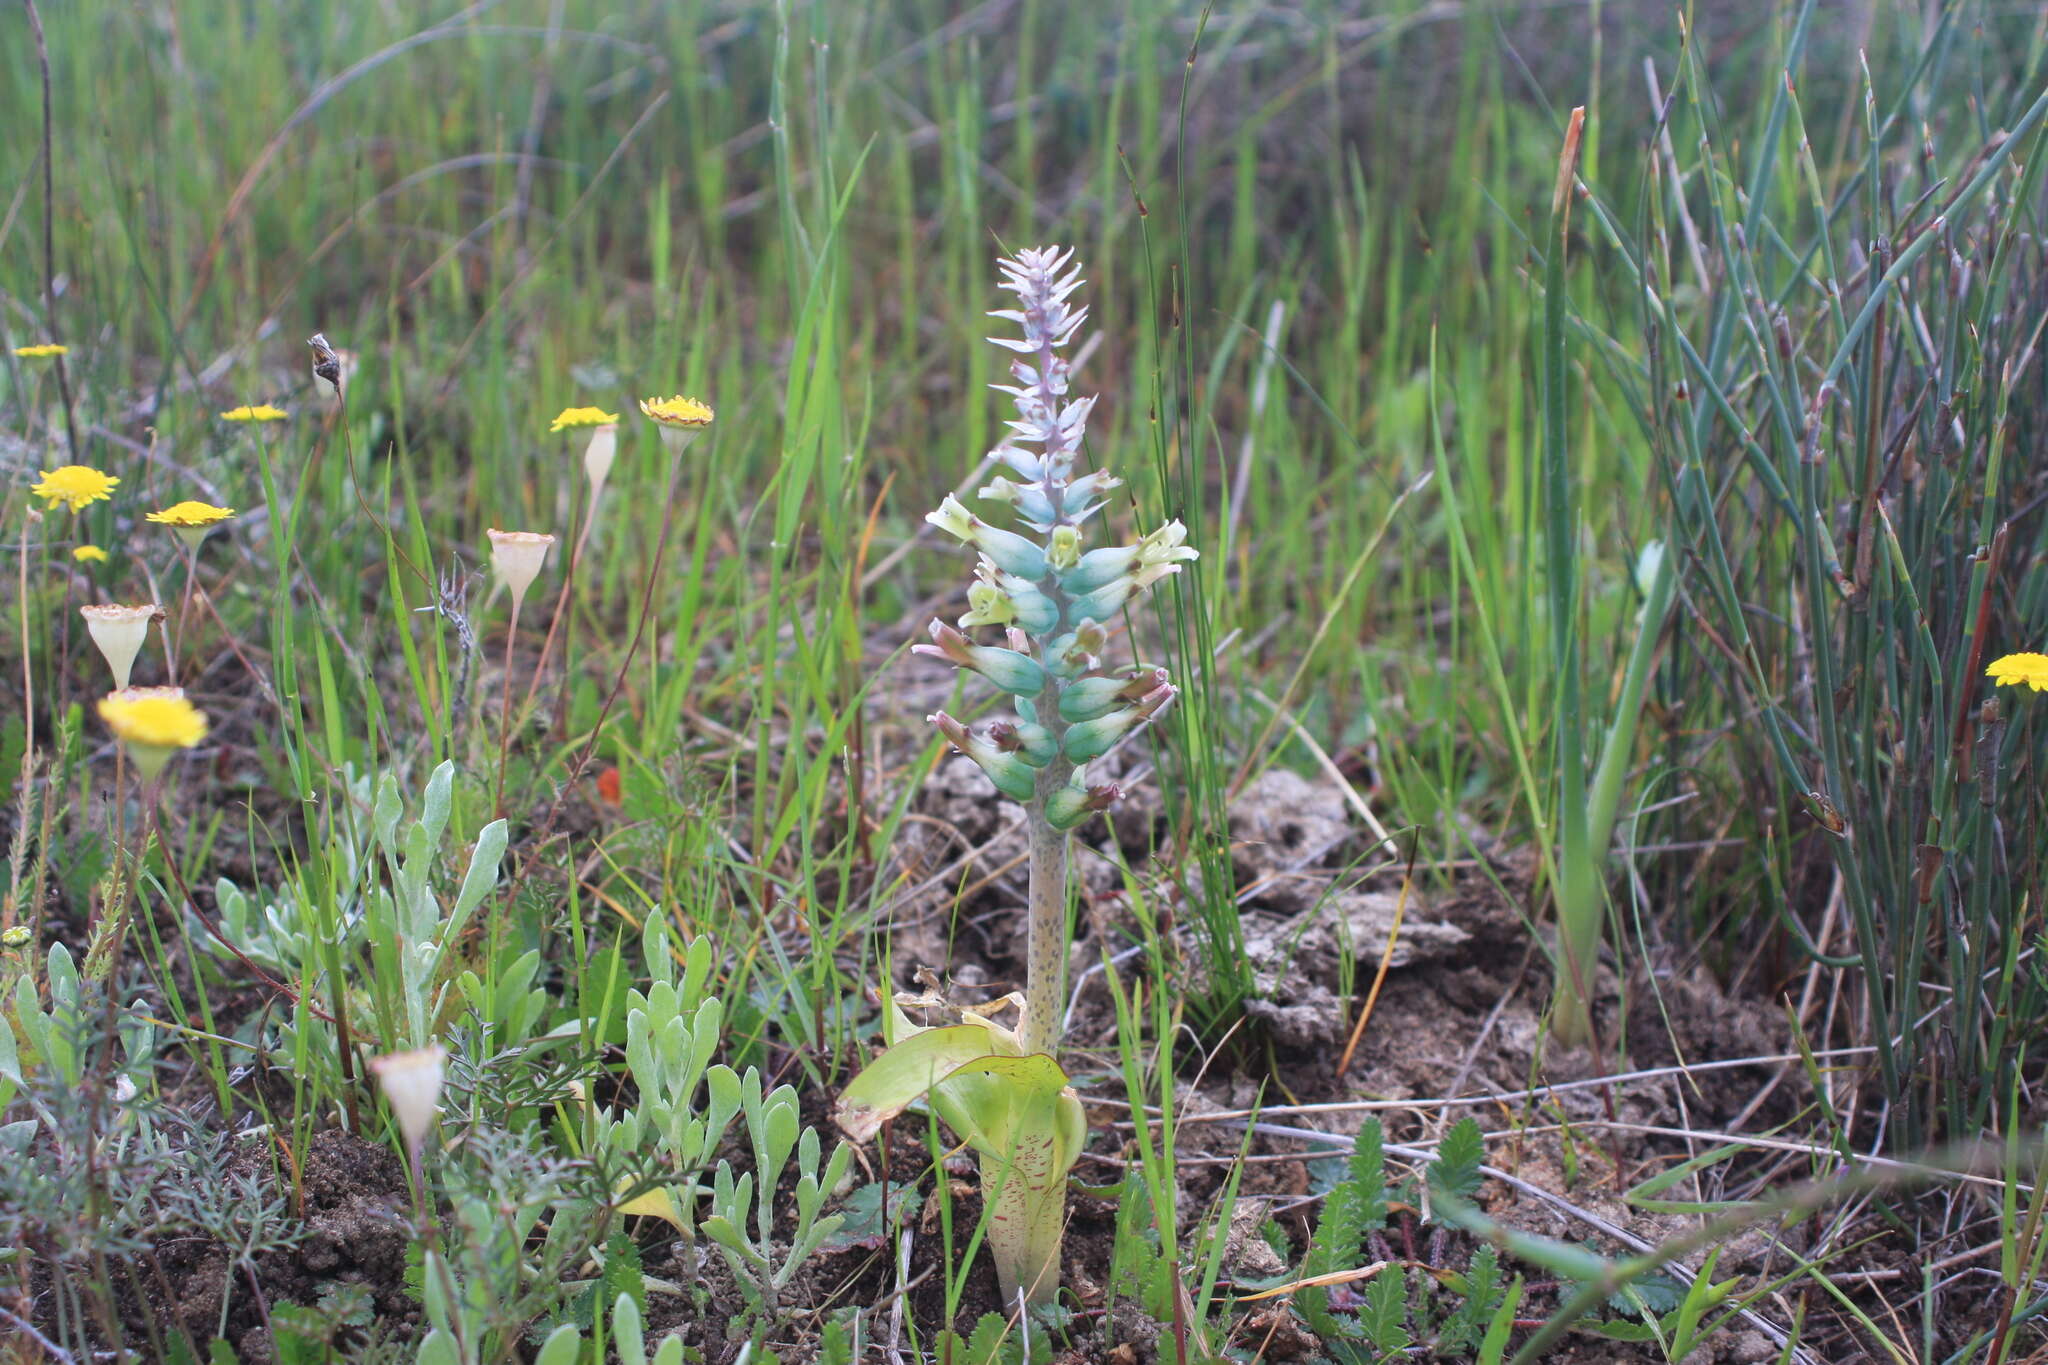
[1987,652,2048,693]
[31,465,119,513]
[147,500,237,529]
[550,405,619,432]
[638,395,714,428]
[640,395,713,455]
[148,500,237,553]
[97,687,207,781]
[13,343,68,358]
[220,404,288,423]
[73,545,109,564]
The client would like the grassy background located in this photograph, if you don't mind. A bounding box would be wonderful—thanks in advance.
[6,0,2048,1358]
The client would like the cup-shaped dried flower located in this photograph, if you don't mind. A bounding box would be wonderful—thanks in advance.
[639,394,713,455]
[147,500,237,554]
[1988,652,2048,693]
[368,1045,447,1155]
[487,529,555,613]
[97,687,206,782]
[581,424,619,501]
[80,604,159,690]
[31,465,118,513]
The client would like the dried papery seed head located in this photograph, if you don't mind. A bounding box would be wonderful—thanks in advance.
[308,333,344,396]
[486,529,555,612]
[79,603,158,690]
[369,1045,447,1154]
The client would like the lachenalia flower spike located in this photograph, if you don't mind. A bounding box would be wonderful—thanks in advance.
[836,247,1196,1312]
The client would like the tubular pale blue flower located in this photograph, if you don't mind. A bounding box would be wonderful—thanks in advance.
[959,561,1059,633]
[930,711,1039,801]
[1061,683,1177,762]
[927,495,1049,579]
[1044,621,1110,678]
[980,476,1058,528]
[1060,545,1139,596]
[1064,560,1196,626]
[1061,470,1121,524]
[1045,781,1124,831]
[1058,668,1170,722]
[989,719,1059,767]
[913,620,1046,696]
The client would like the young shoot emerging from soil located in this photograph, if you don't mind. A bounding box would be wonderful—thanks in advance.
[836,245,1193,1311]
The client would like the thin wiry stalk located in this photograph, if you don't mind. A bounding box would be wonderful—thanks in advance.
[23,0,80,463]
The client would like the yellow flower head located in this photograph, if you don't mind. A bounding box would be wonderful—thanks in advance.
[32,465,119,513]
[550,405,619,433]
[147,500,237,529]
[98,688,207,779]
[1987,652,2048,694]
[14,343,68,358]
[638,395,714,429]
[73,545,109,564]
[220,404,288,423]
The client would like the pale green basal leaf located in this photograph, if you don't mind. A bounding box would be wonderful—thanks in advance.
[414,1328,462,1365]
[46,942,78,1007]
[371,770,401,852]
[421,760,454,847]
[449,819,508,923]
[704,1065,743,1161]
[533,1323,582,1365]
[762,1085,800,1182]
[833,1023,1026,1142]
[612,1292,645,1365]
[685,997,723,1089]
[643,917,673,989]
[679,933,714,1010]
[0,1003,20,1087]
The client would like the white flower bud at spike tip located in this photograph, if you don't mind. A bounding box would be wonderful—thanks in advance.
[487,529,555,614]
[582,424,619,500]
[79,604,157,691]
[369,1045,447,1154]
